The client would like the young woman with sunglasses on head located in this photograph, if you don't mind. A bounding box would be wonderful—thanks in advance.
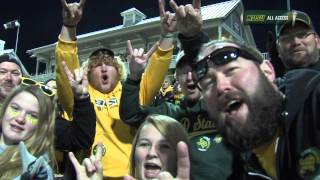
[126,114,189,180]
[0,84,56,179]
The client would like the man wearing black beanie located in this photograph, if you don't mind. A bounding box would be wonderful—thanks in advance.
[0,52,23,103]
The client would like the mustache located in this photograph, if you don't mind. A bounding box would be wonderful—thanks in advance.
[0,81,15,87]
[217,91,246,111]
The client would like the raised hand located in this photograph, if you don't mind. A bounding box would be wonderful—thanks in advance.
[159,0,177,36]
[127,40,158,80]
[62,61,89,99]
[61,0,86,27]
[159,141,190,180]
[68,142,103,180]
[169,0,202,37]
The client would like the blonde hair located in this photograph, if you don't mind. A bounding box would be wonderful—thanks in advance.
[87,54,127,82]
[0,85,56,179]
[129,114,189,178]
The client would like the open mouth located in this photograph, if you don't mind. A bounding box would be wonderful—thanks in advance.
[219,92,248,123]
[225,99,243,114]
[101,75,108,83]
[186,84,196,90]
[10,124,23,132]
[144,162,161,178]
[221,98,246,122]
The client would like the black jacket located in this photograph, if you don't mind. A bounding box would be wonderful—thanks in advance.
[278,69,320,179]
[54,96,96,151]
[275,59,320,91]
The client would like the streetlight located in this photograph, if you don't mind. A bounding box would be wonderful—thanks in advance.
[287,0,291,11]
[3,20,20,54]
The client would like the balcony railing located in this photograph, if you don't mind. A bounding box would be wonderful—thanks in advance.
[30,52,270,83]
[261,52,269,60]
[31,72,55,82]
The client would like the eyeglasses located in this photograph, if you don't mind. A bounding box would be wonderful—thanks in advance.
[89,48,114,59]
[21,77,55,97]
[192,47,259,82]
[278,31,315,43]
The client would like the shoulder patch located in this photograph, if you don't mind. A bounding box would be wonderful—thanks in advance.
[196,136,211,152]
[299,147,320,179]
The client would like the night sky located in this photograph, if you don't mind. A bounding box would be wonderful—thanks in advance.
[0,0,319,74]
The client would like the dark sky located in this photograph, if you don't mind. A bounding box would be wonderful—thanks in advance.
[0,0,319,74]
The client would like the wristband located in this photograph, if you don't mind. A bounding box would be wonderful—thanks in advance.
[161,33,176,39]
[63,23,77,28]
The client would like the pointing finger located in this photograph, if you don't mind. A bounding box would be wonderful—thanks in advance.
[176,141,190,179]
[79,0,87,8]
[94,142,103,161]
[193,0,201,10]
[60,0,68,9]
[169,0,179,13]
[62,61,75,82]
[127,40,134,56]
[159,0,166,17]
[68,152,81,172]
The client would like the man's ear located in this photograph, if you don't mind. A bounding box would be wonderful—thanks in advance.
[276,40,283,60]
[315,34,320,49]
[260,60,276,82]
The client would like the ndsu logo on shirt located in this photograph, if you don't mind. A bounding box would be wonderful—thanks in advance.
[299,147,320,179]
[196,135,223,152]
[95,99,106,111]
[95,97,118,111]
[107,97,118,108]
[196,136,211,152]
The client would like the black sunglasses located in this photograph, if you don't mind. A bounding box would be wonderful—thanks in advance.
[192,47,259,82]
[21,77,55,96]
[89,48,114,59]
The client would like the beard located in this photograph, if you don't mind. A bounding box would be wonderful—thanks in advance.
[281,46,319,69]
[215,73,284,151]
[0,81,16,99]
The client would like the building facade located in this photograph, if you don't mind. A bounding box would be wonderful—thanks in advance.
[27,0,258,82]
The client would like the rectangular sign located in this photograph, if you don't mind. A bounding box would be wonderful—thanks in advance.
[243,10,288,24]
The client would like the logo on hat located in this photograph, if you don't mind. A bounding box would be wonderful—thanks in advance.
[276,10,313,38]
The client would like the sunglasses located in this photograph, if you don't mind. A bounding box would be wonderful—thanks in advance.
[89,48,114,59]
[192,47,260,82]
[21,77,55,97]
[278,31,315,43]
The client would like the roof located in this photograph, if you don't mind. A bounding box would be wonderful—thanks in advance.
[120,7,147,19]
[201,0,239,20]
